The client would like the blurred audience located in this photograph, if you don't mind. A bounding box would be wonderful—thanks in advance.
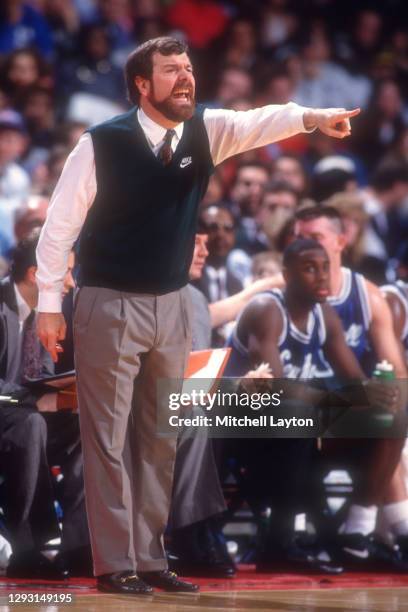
[0,109,30,256]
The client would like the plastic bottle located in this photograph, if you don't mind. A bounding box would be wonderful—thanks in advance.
[372,360,395,380]
[371,360,396,430]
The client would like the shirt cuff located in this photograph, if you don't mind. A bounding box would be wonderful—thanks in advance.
[287,102,316,133]
[38,292,63,313]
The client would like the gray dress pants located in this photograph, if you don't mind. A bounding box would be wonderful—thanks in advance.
[73,286,192,576]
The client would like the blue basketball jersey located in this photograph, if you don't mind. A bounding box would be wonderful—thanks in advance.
[327,268,373,374]
[225,289,333,379]
[382,280,408,363]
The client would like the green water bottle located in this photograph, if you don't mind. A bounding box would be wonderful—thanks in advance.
[372,360,395,380]
[372,360,395,428]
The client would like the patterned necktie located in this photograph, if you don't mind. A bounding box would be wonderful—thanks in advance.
[22,310,42,381]
[158,129,176,166]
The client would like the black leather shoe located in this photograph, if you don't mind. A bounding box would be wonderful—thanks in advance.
[169,518,236,578]
[97,570,153,594]
[138,570,199,592]
[7,551,69,580]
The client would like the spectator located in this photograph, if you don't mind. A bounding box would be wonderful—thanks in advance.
[57,24,126,108]
[20,86,55,149]
[196,205,244,345]
[32,144,71,196]
[389,27,408,99]
[334,9,384,76]
[92,0,135,67]
[259,0,298,51]
[18,87,57,179]
[381,126,408,167]
[251,251,282,281]
[1,48,52,109]
[255,67,295,107]
[0,0,54,59]
[325,191,370,273]
[54,120,88,149]
[362,162,408,282]
[196,205,243,303]
[42,0,80,62]
[293,27,371,110]
[230,161,270,254]
[14,195,49,243]
[352,79,407,172]
[221,18,258,71]
[0,109,30,256]
[200,169,225,208]
[311,156,358,202]
[272,154,308,197]
[257,180,299,250]
[213,66,253,108]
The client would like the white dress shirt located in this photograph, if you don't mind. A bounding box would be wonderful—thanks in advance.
[36,102,311,312]
[205,266,228,302]
[14,282,32,332]
[9,283,32,380]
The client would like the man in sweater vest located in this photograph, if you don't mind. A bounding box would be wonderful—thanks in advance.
[35,36,361,595]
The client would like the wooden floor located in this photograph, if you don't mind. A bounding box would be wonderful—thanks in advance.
[2,588,408,611]
[2,570,408,611]
[64,588,408,611]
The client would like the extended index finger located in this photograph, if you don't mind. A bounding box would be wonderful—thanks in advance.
[335,108,361,120]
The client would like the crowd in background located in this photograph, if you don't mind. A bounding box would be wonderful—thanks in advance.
[1,0,408,290]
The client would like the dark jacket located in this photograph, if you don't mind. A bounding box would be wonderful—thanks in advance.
[0,277,53,399]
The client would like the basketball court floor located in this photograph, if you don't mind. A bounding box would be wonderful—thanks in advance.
[2,567,408,611]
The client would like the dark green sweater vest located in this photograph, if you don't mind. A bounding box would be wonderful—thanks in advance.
[78,106,213,293]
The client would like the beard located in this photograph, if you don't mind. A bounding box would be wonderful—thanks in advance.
[148,81,196,122]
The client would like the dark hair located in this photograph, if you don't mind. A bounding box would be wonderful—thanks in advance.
[264,180,298,198]
[295,205,344,234]
[372,162,408,192]
[283,238,326,268]
[312,168,356,202]
[1,47,50,93]
[78,23,112,55]
[198,204,235,229]
[9,228,40,283]
[125,37,188,105]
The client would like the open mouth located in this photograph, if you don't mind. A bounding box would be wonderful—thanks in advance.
[172,89,191,102]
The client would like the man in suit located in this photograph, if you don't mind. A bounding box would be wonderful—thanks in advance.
[0,230,90,578]
[35,36,360,595]
[362,163,408,284]
[194,205,244,347]
[195,206,244,304]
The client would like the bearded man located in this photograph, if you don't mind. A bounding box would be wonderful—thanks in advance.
[35,37,360,595]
